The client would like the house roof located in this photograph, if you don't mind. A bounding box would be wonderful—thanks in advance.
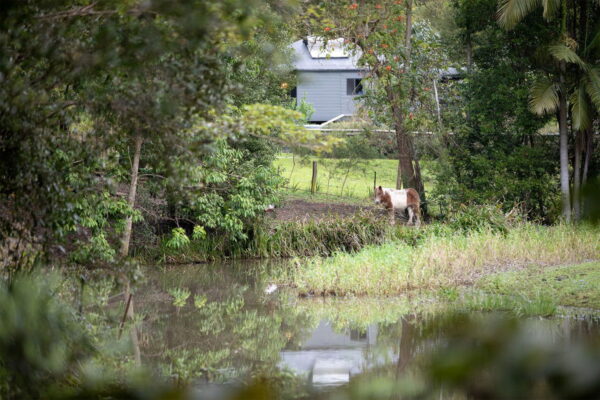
[291,37,365,72]
[291,37,463,79]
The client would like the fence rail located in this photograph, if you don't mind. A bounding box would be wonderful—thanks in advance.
[304,126,571,137]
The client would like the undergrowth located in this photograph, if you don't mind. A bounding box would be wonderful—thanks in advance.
[149,212,398,263]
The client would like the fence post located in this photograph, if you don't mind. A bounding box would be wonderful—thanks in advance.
[373,171,377,190]
[311,161,318,194]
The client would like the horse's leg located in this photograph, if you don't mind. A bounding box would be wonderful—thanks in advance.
[407,207,415,226]
[389,207,395,225]
[414,207,421,227]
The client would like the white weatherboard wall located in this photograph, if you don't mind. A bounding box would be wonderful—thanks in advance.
[297,71,364,122]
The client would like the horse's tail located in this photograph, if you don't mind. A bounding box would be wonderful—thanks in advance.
[406,188,421,226]
[406,188,420,208]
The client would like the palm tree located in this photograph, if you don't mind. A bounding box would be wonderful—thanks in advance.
[498,0,599,221]
[530,42,600,219]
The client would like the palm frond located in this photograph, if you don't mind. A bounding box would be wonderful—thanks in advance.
[548,44,588,70]
[584,67,600,109]
[498,0,542,29]
[529,77,559,115]
[541,0,560,21]
[570,85,591,131]
[584,23,600,57]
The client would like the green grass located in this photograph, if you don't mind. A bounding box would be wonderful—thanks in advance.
[282,223,600,297]
[478,261,600,309]
[274,153,433,200]
[452,290,558,317]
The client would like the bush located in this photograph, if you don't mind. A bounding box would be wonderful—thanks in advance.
[0,277,93,399]
[442,203,522,234]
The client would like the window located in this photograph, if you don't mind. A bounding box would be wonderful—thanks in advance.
[290,87,297,99]
[346,78,363,95]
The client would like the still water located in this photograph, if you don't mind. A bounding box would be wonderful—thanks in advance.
[134,260,600,395]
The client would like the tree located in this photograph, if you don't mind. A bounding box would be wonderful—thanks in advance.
[300,0,436,201]
[0,0,297,272]
[498,0,600,221]
[432,0,560,220]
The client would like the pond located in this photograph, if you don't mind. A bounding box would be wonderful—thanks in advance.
[133,260,600,398]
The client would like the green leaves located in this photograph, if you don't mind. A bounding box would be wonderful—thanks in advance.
[498,0,560,29]
[0,277,94,398]
[0,0,295,272]
[570,84,591,131]
[165,228,191,250]
[241,104,342,152]
[548,43,588,70]
[192,225,207,241]
[497,0,543,29]
[584,67,600,109]
[529,77,559,115]
[541,0,561,21]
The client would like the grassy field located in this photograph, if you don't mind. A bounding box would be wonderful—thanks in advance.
[274,153,433,200]
[281,223,600,297]
[478,261,600,309]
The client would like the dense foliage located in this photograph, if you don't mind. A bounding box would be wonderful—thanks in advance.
[431,0,561,220]
[0,0,308,274]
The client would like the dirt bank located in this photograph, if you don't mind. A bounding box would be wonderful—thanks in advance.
[270,199,384,222]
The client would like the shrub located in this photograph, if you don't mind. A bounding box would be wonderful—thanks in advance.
[0,277,93,399]
[443,203,522,234]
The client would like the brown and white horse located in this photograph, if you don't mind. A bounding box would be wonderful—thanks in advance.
[374,186,421,226]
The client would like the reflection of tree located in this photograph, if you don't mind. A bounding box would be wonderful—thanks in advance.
[395,316,417,376]
[134,263,316,383]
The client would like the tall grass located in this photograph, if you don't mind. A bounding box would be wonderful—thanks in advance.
[283,223,600,296]
[250,213,394,258]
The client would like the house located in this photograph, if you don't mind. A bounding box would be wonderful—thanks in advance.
[291,37,366,123]
[291,37,465,125]
[279,320,391,387]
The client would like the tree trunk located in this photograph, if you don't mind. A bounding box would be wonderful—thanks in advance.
[404,0,413,70]
[119,133,144,258]
[411,152,427,216]
[391,0,419,192]
[388,88,418,191]
[583,126,593,185]
[573,128,583,220]
[433,78,442,129]
[558,72,572,222]
[397,134,416,190]
[396,158,403,189]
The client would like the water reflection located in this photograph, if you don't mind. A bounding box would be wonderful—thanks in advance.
[135,260,600,395]
[280,320,384,387]
[136,260,316,383]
